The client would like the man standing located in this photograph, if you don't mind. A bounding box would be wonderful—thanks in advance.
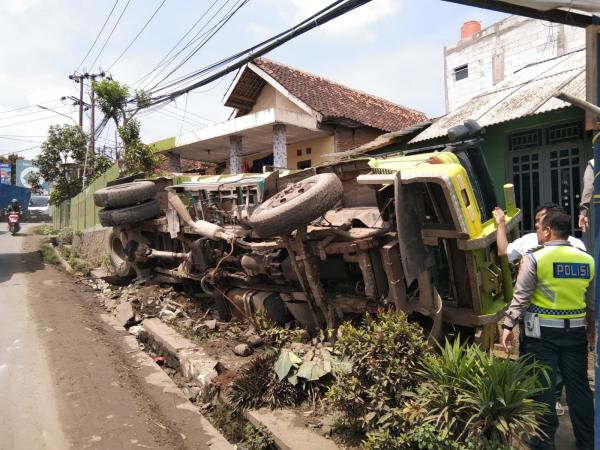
[501,210,595,450]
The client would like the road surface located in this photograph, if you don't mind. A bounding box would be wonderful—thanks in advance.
[0,224,224,450]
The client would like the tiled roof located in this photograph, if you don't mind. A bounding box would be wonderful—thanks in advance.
[411,49,586,143]
[251,58,427,132]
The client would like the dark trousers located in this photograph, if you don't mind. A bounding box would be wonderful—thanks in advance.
[523,327,594,450]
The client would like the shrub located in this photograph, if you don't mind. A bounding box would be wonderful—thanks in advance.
[326,310,427,433]
[58,227,73,245]
[415,339,549,446]
[228,352,303,411]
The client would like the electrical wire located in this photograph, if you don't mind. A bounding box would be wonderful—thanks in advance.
[142,0,244,91]
[88,0,133,71]
[0,99,63,117]
[147,0,249,92]
[75,0,120,72]
[146,0,359,100]
[130,0,222,88]
[0,136,44,144]
[106,0,167,71]
[0,145,41,157]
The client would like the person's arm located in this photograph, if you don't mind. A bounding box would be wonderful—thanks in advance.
[579,161,593,232]
[493,207,508,256]
[501,254,537,350]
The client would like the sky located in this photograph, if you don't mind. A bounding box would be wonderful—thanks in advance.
[0,0,508,160]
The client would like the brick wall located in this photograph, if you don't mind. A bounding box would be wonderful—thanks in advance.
[444,15,585,112]
[334,126,382,152]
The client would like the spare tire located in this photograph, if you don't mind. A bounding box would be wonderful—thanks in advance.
[108,230,134,277]
[94,181,156,208]
[99,199,160,227]
[248,173,343,237]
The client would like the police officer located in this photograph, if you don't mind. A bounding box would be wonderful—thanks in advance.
[501,209,594,450]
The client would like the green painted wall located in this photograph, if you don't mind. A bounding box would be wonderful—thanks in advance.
[53,164,120,232]
[480,107,588,207]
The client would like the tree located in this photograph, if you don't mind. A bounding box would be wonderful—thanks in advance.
[33,124,112,205]
[25,172,44,194]
[93,79,159,175]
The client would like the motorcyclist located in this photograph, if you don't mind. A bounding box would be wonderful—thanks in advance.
[6,198,21,214]
[6,199,21,223]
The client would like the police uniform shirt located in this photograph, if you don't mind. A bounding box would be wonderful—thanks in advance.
[503,239,594,329]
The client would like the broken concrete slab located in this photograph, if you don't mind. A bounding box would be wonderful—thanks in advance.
[116,301,135,328]
[141,318,220,393]
[246,408,339,450]
[142,318,196,356]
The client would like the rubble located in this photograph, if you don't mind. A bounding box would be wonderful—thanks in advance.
[233,344,252,357]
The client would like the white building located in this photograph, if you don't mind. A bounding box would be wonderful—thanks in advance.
[444,15,585,112]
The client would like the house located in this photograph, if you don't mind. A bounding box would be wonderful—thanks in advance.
[409,48,591,241]
[159,58,427,173]
[444,16,585,112]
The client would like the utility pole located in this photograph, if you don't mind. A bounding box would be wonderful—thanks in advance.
[73,71,105,189]
[68,73,86,128]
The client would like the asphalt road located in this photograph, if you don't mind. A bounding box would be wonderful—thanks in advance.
[0,225,226,450]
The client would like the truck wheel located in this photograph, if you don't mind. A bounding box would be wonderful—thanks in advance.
[99,199,160,227]
[94,181,156,208]
[248,173,343,237]
[108,231,134,277]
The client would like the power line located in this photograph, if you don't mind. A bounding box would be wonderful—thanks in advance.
[75,0,120,72]
[130,0,222,89]
[142,0,241,91]
[147,0,249,92]
[0,136,44,144]
[106,0,167,71]
[88,0,133,71]
[0,104,72,122]
[0,99,62,117]
[0,113,78,129]
[146,0,362,101]
[0,145,41,157]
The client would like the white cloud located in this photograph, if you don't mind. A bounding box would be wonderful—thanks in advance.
[324,43,446,118]
[247,23,273,39]
[291,0,400,41]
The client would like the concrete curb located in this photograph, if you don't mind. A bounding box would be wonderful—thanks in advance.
[245,409,338,450]
[50,243,75,274]
[139,318,340,450]
[99,314,232,450]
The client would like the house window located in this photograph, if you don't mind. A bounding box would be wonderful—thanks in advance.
[454,64,468,81]
[297,160,311,169]
[509,129,542,151]
[296,149,302,156]
[547,122,581,145]
[306,147,312,155]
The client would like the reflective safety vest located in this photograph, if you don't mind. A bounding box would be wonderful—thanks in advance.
[527,244,595,319]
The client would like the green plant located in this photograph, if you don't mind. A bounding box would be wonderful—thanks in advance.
[326,310,427,433]
[415,339,549,446]
[210,402,276,449]
[40,244,60,265]
[254,311,308,347]
[228,352,302,411]
[243,423,276,450]
[33,224,56,235]
[58,227,74,245]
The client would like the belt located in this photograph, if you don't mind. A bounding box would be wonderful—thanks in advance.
[539,317,586,328]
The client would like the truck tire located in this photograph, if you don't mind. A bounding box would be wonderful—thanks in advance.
[99,199,160,227]
[94,181,156,208]
[248,173,343,237]
[108,230,134,277]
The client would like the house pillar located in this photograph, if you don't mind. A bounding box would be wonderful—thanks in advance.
[167,152,181,172]
[229,135,243,174]
[272,124,287,169]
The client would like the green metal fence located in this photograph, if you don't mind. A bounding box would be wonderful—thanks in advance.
[52,164,119,231]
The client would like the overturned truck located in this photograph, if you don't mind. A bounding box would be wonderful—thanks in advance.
[94,136,521,348]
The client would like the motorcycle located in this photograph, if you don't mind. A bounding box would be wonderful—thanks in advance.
[8,212,20,235]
